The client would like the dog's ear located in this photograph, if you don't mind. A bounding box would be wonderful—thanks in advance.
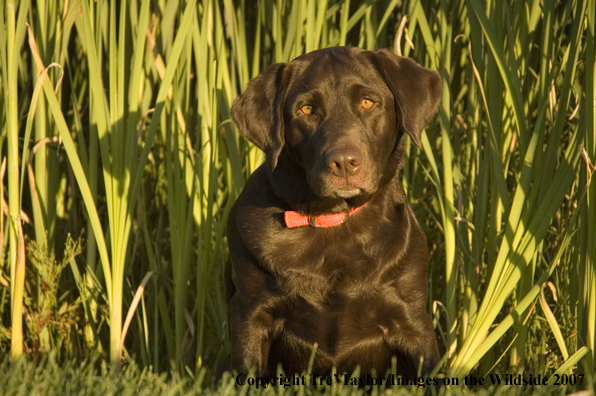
[231,63,288,169]
[368,49,442,148]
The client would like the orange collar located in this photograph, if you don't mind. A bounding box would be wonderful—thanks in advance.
[284,204,366,228]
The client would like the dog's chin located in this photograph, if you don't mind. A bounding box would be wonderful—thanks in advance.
[333,187,362,199]
[312,181,374,201]
[309,176,376,204]
[311,182,365,200]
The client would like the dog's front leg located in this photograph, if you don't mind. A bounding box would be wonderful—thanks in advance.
[229,294,274,376]
[385,313,439,377]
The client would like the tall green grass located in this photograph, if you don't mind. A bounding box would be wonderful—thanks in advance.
[0,0,594,391]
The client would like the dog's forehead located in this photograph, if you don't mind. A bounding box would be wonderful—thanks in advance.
[288,47,385,93]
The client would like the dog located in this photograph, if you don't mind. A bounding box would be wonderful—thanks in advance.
[220,46,442,379]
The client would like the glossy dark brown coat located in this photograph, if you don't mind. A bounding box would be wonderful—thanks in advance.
[221,47,442,378]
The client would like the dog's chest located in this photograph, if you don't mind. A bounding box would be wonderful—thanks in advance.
[268,229,390,304]
[269,240,403,356]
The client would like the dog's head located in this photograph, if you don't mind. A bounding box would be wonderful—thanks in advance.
[231,47,441,211]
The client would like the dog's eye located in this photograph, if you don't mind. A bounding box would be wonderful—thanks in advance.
[301,105,313,115]
[361,99,374,110]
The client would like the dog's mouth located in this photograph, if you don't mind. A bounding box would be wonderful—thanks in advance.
[308,172,376,200]
[305,161,378,200]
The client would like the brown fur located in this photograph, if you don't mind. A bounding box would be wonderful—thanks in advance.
[220,47,442,378]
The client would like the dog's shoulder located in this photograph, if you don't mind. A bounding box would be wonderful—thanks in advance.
[227,165,289,259]
[229,165,283,225]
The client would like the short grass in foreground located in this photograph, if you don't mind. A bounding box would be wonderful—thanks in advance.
[0,354,590,396]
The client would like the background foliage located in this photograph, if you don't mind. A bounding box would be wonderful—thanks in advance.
[0,0,594,392]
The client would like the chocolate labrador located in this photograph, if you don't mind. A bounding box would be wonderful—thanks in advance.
[221,47,442,379]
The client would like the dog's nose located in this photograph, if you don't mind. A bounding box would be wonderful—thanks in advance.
[327,147,362,177]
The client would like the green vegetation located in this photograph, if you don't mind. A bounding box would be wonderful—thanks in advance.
[0,0,594,393]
